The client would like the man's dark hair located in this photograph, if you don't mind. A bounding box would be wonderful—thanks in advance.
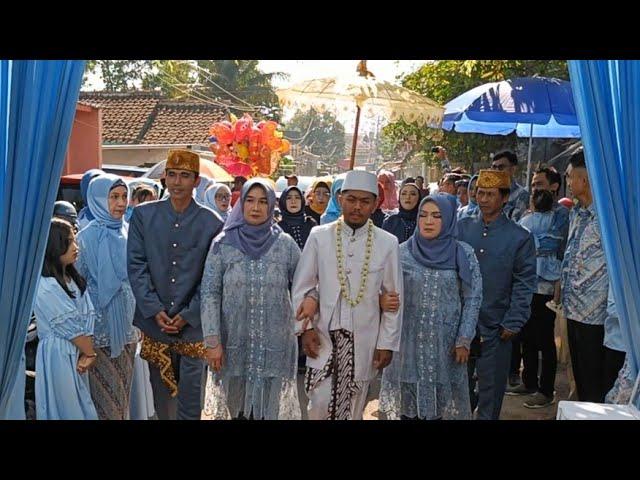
[532,189,554,213]
[401,177,416,187]
[133,185,156,204]
[416,175,424,182]
[443,173,462,185]
[535,166,562,191]
[42,218,86,299]
[499,187,511,198]
[569,151,586,169]
[494,150,518,166]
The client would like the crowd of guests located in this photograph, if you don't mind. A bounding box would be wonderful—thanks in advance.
[27,145,636,420]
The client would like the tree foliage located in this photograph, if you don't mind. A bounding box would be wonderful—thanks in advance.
[84,60,151,91]
[285,108,346,165]
[84,60,285,120]
[381,60,570,171]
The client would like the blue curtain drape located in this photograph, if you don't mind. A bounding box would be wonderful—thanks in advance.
[568,60,640,381]
[0,60,85,418]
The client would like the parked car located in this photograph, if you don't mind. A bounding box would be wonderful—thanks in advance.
[102,164,148,178]
[57,172,148,212]
[57,174,85,212]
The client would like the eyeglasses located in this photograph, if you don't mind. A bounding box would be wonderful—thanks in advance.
[314,192,330,198]
[215,194,230,201]
[491,163,508,171]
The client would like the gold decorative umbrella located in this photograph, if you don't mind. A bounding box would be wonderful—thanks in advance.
[276,61,444,170]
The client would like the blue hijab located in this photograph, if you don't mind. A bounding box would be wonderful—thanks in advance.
[85,174,130,356]
[204,183,232,221]
[213,178,282,260]
[320,174,346,224]
[194,174,214,204]
[408,194,472,289]
[79,169,104,222]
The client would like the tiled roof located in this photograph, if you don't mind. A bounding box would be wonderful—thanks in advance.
[141,102,226,144]
[78,91,225,145]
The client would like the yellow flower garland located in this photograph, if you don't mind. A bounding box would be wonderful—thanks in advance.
[336,218,374,307]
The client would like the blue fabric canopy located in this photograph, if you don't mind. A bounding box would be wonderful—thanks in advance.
[568,60,640,381]
[443,77,581,138]
[0,60,85,418]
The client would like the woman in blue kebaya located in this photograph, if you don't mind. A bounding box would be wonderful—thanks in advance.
[201,179,301,420]
[35,218,98,420]
[380,194,482,420]
[76,174,139,419]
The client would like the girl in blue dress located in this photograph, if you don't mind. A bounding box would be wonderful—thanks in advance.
[34,218,98,420]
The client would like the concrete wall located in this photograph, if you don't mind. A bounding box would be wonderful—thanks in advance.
[103,148,170,167]
[103,146,215,168]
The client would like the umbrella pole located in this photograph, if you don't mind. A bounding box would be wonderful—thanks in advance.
[349,106,362,170]
[525,123,534,191]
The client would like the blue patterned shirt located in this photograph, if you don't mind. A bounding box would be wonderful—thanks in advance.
[504,181,530,223]
[561,202,608,325]
[457,202,479,221]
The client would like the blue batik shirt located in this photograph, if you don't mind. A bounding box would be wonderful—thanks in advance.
[561,202,608,325]
[604,284,626,353]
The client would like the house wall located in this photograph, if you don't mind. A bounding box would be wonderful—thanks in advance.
[62,104,102,175]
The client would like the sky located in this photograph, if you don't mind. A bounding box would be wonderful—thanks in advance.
[84,60,429,90]
[258,60,430,88]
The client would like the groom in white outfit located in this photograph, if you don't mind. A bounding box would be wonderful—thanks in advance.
[292,170,403,420]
